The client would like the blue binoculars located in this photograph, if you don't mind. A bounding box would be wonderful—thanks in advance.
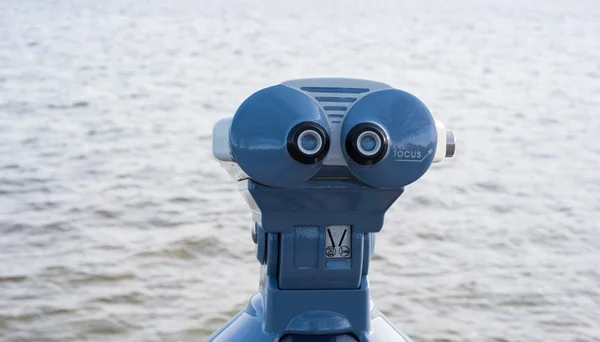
[210,78,455,341]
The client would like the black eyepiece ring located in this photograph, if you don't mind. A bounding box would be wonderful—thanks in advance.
[345,123,388,165]
[287,122,330,164]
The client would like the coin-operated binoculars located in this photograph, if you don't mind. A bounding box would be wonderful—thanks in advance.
[209,78,455,341]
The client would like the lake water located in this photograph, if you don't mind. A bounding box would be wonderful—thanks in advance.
[1,0,599,341]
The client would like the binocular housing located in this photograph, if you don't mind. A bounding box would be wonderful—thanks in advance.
[214,78,454,189]
[210,78,455,342]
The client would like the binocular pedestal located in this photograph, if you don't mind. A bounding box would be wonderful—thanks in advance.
[208,180,413,342]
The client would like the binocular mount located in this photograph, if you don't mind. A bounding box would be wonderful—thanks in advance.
[209,78,455,342]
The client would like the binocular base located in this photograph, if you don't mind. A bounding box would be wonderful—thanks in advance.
[208,291,413,342]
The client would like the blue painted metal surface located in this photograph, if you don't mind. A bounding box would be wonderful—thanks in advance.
[209,78,452,342]
[341,89,437,189]
[230,85,330,187]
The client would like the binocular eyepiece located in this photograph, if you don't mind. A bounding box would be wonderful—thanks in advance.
[345,123,388,165]
[287,122,330,165]
[288,121,391,167]
[287,121,391,167]
[213,78,455,189]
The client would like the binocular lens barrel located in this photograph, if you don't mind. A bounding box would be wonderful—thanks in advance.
[297,130,323,156]
[345,123,388,165]
[287,122,330,164]
[356,131,382,157]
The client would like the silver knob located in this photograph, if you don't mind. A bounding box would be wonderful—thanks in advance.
[446,131,456,158]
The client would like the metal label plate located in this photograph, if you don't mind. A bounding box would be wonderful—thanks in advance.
[325,225,351,258]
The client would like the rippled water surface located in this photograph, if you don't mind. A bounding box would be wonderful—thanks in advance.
[1,0,599,341]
